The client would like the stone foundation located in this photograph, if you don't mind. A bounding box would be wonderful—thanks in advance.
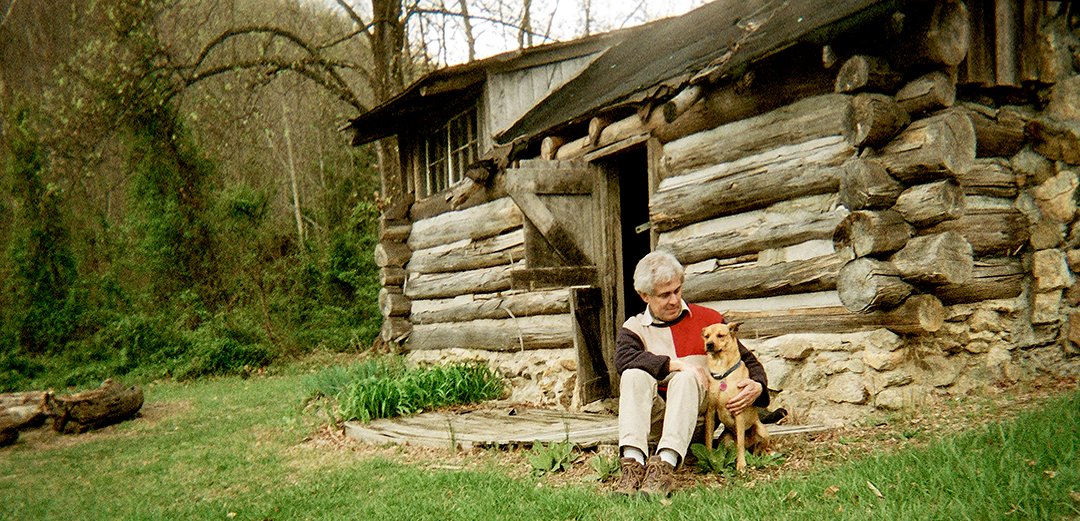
[407,347,580,409]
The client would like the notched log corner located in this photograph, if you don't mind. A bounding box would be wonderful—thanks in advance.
[44,379,144,434]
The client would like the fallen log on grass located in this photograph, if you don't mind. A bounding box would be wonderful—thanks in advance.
[44,379,144,434]
[0,391,48,447]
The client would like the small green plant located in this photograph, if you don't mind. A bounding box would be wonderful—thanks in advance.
[691,442,785,475]
[690,442,737,476]
[527,440,576,476]
[747,450,785,469]
[589,452,621,482]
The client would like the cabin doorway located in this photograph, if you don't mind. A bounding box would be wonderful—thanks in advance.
[598,148,651,324]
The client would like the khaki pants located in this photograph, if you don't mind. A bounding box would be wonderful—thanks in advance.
[617,368,706,465]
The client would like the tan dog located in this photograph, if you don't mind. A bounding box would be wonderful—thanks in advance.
[701,321,768,472]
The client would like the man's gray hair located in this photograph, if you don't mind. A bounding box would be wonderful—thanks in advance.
[633,250,684,295]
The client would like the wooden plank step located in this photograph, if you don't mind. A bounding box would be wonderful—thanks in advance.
[343,407,832,450]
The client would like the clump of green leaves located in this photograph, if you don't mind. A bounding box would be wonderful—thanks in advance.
[527,440,577,477]
[691,442,739,476]
[590,452,621,482]
[691,442,786,476]
[310,357,506,423]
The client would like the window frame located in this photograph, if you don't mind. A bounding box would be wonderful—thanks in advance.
[419,106,479,198]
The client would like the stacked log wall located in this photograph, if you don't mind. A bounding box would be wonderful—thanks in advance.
[646,6,1080,422]
[399,197,580,407]
[380,0,1080,416]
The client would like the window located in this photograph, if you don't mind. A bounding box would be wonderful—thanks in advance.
[421,107,479,197]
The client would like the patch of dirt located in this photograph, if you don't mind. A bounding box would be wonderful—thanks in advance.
[299,375,1078,494]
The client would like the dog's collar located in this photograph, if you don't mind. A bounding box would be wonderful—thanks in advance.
[710,360,742,380]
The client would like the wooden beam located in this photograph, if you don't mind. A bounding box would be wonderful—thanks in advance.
[651,136,853,233]
[683,251,852,303]
[408,314,574,352]
[411,289,570,325]
[661,94,855,179]
[510,267,598,291]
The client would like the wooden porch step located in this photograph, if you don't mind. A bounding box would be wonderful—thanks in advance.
[343,406,831,450]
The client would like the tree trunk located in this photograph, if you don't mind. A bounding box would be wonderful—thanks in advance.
[541,136,567,160]
[837,257,914,313]
[895,70,956,116]
[875,109,976,183]
[889,231,974,285]
[683,251,852,303]
[954,105,1026,158]
[380,266,407,286]
[408,314,574,352]
[833,209,913,258]
[921,205,1030,256]
[937,257,1024,304]
[652,136,853,232]
[404,261,521,300]
[408,197,522,250]
[379,287,411,317]
[724,293,943,337]
[374,241,411,268]
[660,94,854,179]
[955,158,1018,198]
[834,55,902,94]
[407,229,524,274]
[1027,116,1080,165]
[839,157,904,210]
[381,317,412,344]
[44,380,143,434]
[893,179,966,227]
[851,93,909,148]
[0,391,48,445]
[657,195,847,265]
[379,219,411,242]
[411,289,569,324]
[895,0,971,68]
[652,45,834,144]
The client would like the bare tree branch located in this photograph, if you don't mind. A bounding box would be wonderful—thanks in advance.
[183,25,370,111]
[407,7,551,42]
[184,58,367,111]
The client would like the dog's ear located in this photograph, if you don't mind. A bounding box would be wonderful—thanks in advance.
[728,321,742,333]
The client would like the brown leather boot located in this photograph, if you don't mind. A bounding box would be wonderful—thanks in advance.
[639,455,675,498]
[612,457,646,496]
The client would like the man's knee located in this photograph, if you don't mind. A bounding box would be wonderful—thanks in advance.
[667,370,700,390]
[620,368,654,386]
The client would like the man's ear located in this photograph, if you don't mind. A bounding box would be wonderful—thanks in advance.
[638,292,650,303]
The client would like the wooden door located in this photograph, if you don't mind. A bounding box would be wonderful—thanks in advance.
[505,159,620,404]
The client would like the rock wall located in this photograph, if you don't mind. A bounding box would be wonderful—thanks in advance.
[407,347,579,409]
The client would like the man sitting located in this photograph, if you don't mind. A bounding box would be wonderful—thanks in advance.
[613,250,769,497]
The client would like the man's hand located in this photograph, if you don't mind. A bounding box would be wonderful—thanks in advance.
[726,378,762,415]
[668,358,708,388]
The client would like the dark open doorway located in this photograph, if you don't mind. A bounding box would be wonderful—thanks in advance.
[605,148,651,323]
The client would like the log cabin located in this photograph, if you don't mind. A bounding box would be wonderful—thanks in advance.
[346,0,1080,423]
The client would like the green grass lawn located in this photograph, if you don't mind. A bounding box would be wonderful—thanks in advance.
[2,371,1077,521]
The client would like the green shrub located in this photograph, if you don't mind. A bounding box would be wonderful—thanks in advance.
[326,358,506,423]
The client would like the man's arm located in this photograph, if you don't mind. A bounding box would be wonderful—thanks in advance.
[738,340,770,408]
[614,327,670,379]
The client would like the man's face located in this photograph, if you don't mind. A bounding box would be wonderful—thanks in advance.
[640,277,683,322]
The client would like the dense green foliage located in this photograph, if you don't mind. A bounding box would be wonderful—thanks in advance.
[304,357,508,423]
[0,1,384,392]
[1,373,1077,520]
